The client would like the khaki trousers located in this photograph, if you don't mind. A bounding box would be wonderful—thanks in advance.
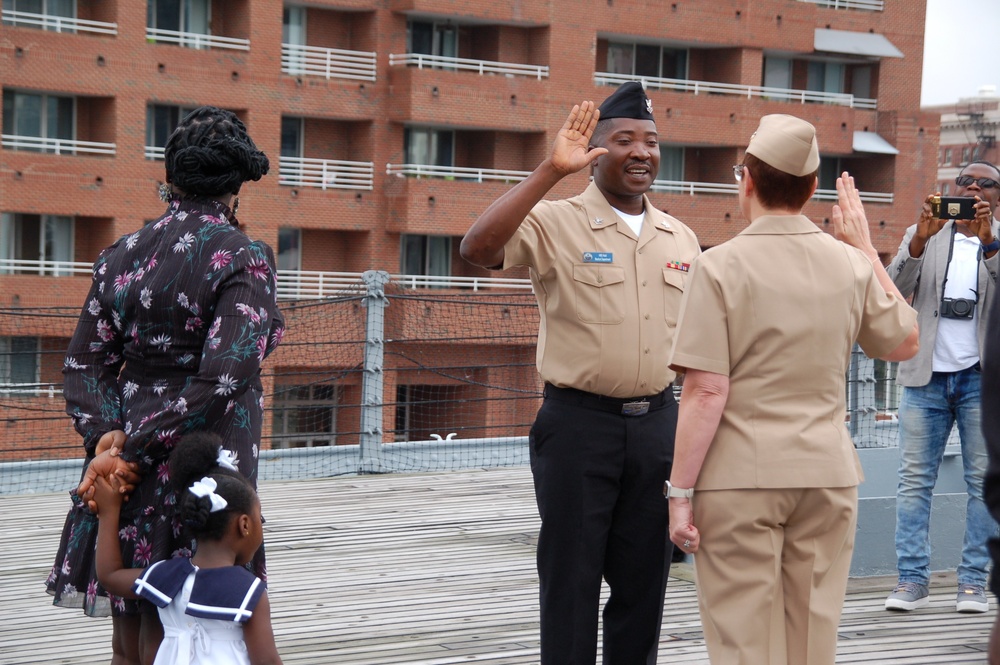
[692,486,858,665]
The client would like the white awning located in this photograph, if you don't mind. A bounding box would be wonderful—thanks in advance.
[853,131,899,155]
[814,28,903,58]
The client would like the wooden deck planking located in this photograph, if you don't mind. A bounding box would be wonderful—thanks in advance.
[0,466,994,664]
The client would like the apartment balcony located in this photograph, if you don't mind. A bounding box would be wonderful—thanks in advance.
[1,9,117,35]
[797,0,884,10]
[145,28,249,51]
[0,258,90,277]
[1,134,116,156]
[282,44,376,82]
[389,53,548,80]
[386,164,531,183]
[650,179,893,204]
[595,73,877,110]
[279,157,375,191]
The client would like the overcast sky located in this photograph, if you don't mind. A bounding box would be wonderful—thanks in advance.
[921,0,1000,107]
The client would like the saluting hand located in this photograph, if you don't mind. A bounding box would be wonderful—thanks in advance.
[550,102,608,177]
[832,172,878,261]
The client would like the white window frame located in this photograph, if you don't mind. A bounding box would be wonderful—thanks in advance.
[277,227,302,272]
[0,336,41,395]
[271,383,339,448]
[400,234,451,278]
[0,212,74,275]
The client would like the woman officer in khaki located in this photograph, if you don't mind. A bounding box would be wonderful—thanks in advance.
[664,115,920,665]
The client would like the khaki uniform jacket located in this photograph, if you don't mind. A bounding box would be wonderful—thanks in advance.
[669,214,917,490]
[504,181,701,399]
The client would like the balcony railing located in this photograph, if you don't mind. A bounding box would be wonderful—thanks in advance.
[279,157,375,190]
[797,0,884,10]
[281,44,377,82]
[386,166,894,204]
[276,271,533,299]
[146,27,249,51]
[389,53,549,80]
[0,383,62,397]
[145,146,166,161]
[0,258,90,276]
[1,134,116,156]
[1,9,118,34]
[594,72,877,110]
[386,164,532,182]
[0,260,533,296]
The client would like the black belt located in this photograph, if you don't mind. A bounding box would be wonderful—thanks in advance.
[543,383,673,417]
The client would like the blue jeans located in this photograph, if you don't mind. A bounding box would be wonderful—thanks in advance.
[895,366,998,586]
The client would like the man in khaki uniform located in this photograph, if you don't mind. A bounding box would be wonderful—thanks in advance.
[665,115,919,665]
[461,82,700,664]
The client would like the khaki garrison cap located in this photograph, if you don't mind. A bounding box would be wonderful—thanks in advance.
[745,114,820,176]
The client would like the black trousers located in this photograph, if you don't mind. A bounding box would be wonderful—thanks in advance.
[530,385,677,665]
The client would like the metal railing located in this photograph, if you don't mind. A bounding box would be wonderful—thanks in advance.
[0,383,62,397]
[385,167,894,204]
[281,44,377,82]
[145,146,165,161]
[594,72,878,110]
[0,259,90,276]
[797,0,884,10]
[386,164,532,182]
[389,53,549,80]
[146,27,249,51]
[1,9,118,34]
[1,134,116,155]
[279,157,375,190]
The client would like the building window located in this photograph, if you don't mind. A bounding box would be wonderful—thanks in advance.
[146,104,196,159]
[0,336,40,394]
[942,183,951,195]
[282,6,306,73]
[660,147,684,182]
[280,116,303,158]
[962,146,971,164]
[944,148,953,165]
[401,235,451,278]
[818,157,843,191]
[408,20,457,59]
[2,89,74,152]
[404,127,454,167]
[394,384,459,441]
[607,42,687,80]
[277,227,301,272]
[272,383,338,448]
[806,61,846,95]
[2,0,75,29]
[0,213,74,275]
[763,57,792,90]
[147,0,209,36]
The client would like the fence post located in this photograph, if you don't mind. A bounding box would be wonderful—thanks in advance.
[358,270,390,472]
[848,345,879,447]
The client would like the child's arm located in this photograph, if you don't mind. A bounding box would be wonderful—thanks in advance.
[243,591,283,665]
[93,475,144,598]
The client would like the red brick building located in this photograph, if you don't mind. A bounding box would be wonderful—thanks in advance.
[927,86,1000,196]
[1,0,938,459]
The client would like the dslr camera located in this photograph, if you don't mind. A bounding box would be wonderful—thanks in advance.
[940,296,976,319]
[930,195,976,220]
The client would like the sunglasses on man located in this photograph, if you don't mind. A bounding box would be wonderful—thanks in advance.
[955,174,1000,189]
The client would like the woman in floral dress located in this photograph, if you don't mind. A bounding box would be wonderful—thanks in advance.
[46,106,284,665]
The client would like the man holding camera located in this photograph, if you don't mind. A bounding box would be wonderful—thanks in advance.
[885,160,1000,613]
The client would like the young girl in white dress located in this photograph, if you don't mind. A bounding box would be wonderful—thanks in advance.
[94,432,283,665]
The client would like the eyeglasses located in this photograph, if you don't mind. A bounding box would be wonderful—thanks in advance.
[955,174,1000,189]
[733,164,746,182]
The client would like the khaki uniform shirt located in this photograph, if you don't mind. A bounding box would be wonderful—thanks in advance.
[504,181,701,398]
[669,214,917,489]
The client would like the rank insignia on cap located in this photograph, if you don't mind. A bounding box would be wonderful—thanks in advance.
[645,98,653,114]
[665,260,690,272]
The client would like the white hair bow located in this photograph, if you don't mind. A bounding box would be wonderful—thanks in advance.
[217,447,239,472]
[189,477,228,513]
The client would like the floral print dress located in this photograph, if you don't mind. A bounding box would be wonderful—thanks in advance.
[46,195,284,617]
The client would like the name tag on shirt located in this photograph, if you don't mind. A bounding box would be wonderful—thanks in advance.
[583,252,613,263]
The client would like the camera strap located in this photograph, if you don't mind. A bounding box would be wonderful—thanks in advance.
[940,224,980,303]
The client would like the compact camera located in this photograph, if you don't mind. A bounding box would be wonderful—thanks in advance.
[930,195,976,220]
[940,297,976,319]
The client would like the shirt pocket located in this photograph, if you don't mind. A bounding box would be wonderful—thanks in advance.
[662,268,688,327]
[573,264,626,324]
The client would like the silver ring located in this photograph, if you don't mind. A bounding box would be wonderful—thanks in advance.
[683,539,691,548]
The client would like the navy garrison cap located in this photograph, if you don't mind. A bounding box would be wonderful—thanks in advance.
[597,81,655,122]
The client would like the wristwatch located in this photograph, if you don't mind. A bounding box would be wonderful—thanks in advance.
[982,237,1000,253]
[664,480,694,499]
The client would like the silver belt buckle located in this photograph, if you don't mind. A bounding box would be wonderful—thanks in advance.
[621,400,650,416]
